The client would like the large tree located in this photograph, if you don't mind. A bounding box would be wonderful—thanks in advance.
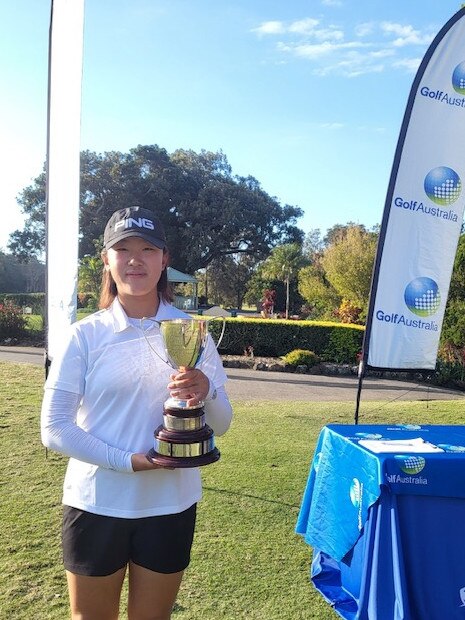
[298,263,341,319]
[441,233,465,353]
[0,251,44,293]
[9,145,304,273]
[320,225,377,311]
[198,253,259,309]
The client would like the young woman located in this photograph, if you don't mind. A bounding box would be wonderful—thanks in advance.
[41,206,233,620]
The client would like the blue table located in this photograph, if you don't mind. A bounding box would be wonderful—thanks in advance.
[296,424,465,620]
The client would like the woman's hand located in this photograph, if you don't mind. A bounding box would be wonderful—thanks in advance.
[167,368,210,407]
[131,453,174,471]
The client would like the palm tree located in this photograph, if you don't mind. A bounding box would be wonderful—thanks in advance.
[261,243,307,319]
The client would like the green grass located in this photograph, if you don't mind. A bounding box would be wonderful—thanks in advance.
[1,361,464,619]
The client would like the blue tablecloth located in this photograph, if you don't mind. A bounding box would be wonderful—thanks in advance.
[296,424,465,620]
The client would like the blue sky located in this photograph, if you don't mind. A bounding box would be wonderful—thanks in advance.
[1,0,463,252]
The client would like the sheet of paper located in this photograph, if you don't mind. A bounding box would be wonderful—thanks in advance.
[358,437,444,453]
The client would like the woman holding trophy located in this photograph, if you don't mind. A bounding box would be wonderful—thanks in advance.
[41,206,233,620]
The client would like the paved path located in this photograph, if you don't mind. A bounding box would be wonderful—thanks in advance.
[1,345,463,402]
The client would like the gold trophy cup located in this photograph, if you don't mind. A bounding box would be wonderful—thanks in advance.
[144,318,225,468]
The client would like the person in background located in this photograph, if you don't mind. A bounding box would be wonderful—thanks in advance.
[41,206,233,620]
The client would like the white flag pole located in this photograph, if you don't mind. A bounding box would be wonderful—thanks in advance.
[45,0,85,371]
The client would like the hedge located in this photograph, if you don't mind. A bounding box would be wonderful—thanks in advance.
[0,293,45,315]
[209,317,364,364]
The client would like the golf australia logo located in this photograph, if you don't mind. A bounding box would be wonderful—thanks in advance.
[452,61,465,95]
[393,165,460,224]
[395,455,426,475]
[404,277,441,317]
[375,277,440,332]
[386,455,428,486]
[419,61,465,108]
[424,167,461,206]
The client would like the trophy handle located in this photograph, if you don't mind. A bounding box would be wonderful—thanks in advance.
[206,316,226,350]
[139,318,170,366]
[140,316,226,369]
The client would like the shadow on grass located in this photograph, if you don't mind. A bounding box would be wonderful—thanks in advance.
[227,370,461,395]
[203,485,300,509]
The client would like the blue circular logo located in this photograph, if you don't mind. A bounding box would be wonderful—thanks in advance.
[437,444,465,453]
[424,167,461,205]
[349,478,362,507]
[395,455,426,475]
[452,61,465,95]
[404,277,440,317]
[355,432,382,439]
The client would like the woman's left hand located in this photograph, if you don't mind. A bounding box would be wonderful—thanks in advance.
[167,368,210,407]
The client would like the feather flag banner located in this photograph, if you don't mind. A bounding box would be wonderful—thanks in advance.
[363,8,465,372]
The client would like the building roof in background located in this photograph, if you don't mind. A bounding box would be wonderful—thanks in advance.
[167,267,197,283]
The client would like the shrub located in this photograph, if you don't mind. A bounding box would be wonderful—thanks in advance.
[77,293,98,310]
[336,299,363,324]
[0,301,27,340]
[0,293,45,315]
[282,349,319,368]
[208,317,364,363]
[322,325,362,364]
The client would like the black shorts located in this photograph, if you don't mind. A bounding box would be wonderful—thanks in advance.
[62,504,197,577]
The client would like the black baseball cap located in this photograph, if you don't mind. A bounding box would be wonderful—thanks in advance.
[103,206,167,250]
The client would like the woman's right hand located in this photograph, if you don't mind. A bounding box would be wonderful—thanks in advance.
[131,453,174,471]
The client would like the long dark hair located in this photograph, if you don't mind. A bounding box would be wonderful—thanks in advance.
[98,248,173,310]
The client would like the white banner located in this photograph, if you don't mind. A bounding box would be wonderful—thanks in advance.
[365,8,465,370]
[46,0,85,361]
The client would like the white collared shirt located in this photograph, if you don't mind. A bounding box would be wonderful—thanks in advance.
[41,297,232,518]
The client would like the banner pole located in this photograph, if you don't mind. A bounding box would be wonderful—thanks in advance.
[354,361,365,424]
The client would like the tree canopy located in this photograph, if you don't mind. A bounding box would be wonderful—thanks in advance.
[320,225,377,310]
[8,145,304,273]
[0,251,44,293]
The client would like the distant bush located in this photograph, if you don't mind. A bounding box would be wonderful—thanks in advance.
[0,293,45,315]
[208,317,364,364]
[282,349,319,368]
[0,301,27,340]
[77,293,98,309]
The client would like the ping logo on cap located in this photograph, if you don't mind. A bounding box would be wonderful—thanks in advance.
[114,217,155,232]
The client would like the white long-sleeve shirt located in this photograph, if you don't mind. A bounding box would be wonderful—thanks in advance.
[41,297,233,518]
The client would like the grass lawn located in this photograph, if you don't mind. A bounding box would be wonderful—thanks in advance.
[1,361,464,619]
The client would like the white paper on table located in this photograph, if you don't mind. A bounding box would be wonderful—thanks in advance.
[358,437,444,454]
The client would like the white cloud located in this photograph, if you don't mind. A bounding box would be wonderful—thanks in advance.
[355,22,375,38]
[312,27,345,42]
[381,22,434,47]
[392,57,422,73]
[369,49,396,59]
[312,49,385,78]
[321,0,343,6]
[278,40,370,61]
[252,21,285,36]
[252,16,434,78]
[288,18,320,35]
